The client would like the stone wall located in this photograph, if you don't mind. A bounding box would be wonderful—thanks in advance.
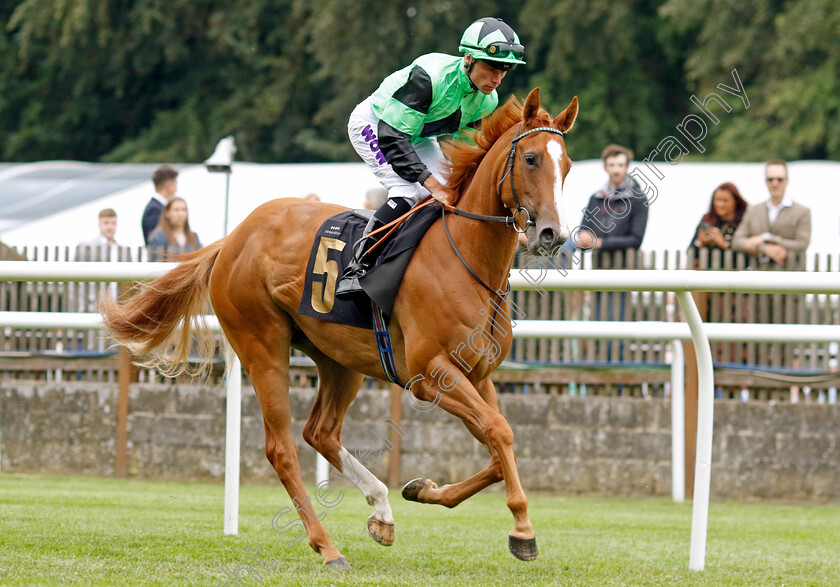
[1,382,837,500]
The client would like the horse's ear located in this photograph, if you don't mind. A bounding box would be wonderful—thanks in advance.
[554,96,579,133]
[522,87,541,124]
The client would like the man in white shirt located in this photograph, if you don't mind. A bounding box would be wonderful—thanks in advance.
[732,159,811,268]
[74,208,122,311]
[75,208,119,260]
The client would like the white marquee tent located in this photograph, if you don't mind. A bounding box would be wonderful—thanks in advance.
[1,159,838,265]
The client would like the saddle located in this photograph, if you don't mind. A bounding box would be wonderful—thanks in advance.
[298,203,440,328]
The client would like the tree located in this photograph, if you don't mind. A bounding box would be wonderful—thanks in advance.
[519,0,687,160]
[0,2,836,163]
[660,0,840,160]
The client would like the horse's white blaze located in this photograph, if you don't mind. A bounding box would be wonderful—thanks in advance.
[338,447,394,524]
[546,139,570,239]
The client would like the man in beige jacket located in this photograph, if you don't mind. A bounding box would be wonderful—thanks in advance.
[732,159,811,268]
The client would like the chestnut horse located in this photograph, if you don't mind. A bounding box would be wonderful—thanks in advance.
[101,88,578,569]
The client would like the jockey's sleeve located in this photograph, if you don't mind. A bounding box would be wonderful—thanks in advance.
[377,65,434,185]
[377,120,431,185]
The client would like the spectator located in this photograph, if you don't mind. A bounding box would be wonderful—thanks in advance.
[75,208,120,261]
[565,144,648,365]
[689,182,748,252]
[364,187,388,211]
[142,165,178,245]
[147,197,202,262]
[570,144,648,266]
[687,185,750,350]
[73,208,123,312]
[732,159,811,269]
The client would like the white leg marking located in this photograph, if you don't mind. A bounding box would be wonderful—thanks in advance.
[338,447,393,524]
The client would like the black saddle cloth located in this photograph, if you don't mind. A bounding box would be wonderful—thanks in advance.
[298,203,440,328]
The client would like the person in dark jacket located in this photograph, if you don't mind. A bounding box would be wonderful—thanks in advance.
[572,144,648,265]
[142,165,178,246]
[565,144,648,364]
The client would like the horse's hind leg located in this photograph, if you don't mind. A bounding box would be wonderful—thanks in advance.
[300,347,395,546]
[223,316,347,568]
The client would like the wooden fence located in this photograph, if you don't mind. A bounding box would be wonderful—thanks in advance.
[1,244,838,401]
[502,248,839,399]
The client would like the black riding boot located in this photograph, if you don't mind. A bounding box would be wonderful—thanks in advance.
[336,197,413,297]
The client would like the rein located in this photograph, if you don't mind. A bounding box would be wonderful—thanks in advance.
[441,123,566,295]
[364,124,566,303]
[367,124,565,252]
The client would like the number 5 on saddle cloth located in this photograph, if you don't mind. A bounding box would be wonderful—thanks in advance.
[298,203,440,329]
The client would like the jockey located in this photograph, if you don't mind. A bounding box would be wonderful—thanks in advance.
[336,16,526,297]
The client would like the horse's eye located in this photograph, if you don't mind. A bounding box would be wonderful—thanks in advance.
[524,154,537,166]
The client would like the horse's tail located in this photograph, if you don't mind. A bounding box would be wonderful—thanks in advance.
[100,239,226,378]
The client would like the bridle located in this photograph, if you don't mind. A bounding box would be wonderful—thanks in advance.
[442,123,567,297]
[496,123,566,233]
[444,123,566,232]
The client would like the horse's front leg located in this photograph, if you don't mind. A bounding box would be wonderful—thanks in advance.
[406,366,538,560]
[402,377,504,507]
[402,453,503,507]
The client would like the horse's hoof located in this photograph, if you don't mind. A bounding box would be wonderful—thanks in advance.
[508,535,539,561]
[324,556,351,570]
[401,478,427,502]
[367,516,394,546]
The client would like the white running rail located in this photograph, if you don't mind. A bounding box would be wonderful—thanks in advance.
[2,261,839,571]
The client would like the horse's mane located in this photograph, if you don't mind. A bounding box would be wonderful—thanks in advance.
[443,96,524,197]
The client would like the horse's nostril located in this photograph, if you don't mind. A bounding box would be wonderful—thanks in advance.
[539,228,556,245]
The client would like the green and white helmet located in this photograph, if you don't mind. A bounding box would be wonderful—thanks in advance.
[459,17,526,71]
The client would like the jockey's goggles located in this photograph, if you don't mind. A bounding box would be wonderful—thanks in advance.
[463,41,525,62]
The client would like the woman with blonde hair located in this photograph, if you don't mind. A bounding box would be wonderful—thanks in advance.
[147,197,202,261]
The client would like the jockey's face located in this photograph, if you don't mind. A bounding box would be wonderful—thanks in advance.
[466,56,507,94]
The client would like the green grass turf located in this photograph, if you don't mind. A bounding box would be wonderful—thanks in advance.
[1,473,838,586]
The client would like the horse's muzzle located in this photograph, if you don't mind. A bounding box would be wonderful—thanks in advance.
[538,227,566,249]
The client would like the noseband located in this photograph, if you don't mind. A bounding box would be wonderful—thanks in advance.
[441,123,567,297]
[496,123,567,233]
